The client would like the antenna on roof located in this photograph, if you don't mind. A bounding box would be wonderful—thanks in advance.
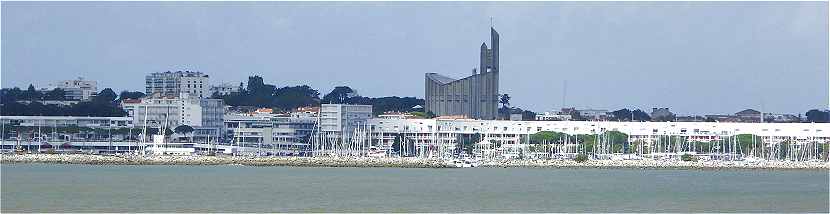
[490,17,494,28]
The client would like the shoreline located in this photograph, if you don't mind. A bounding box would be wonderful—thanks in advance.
[2,154,828,170]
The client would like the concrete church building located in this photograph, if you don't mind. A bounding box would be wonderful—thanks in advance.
[425,27,500,120]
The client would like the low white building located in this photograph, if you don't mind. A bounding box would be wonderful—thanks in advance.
[1,116,133,128]
[50,77,98,101]
[536,111,572,121]
[223,112,317,154]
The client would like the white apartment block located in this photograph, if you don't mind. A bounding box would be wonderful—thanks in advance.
[319,104,373,134]
[145,71,209,98]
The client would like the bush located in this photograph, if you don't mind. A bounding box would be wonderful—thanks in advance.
[574,154,589,163]
[681,153,697,162]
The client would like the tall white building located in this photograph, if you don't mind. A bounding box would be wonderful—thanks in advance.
[121,93,224,138]
[320,104,373,138]
[145,71,209,98]
[51,77,97,101]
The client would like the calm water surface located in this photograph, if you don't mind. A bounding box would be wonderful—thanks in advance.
[2,164,827,212]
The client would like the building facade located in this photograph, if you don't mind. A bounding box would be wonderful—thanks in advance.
[425,27,500,120]
[121,93,224,138]
[51,77,97,101]
[145,71,210,98]
[319,104,373,138]
[1,116,133,128]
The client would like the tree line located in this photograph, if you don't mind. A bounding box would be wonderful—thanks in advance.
[215,76,425,115]
[0,84,145,117]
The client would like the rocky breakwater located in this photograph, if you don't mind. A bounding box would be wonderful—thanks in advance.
[479,159,830,170]
[1,154,455,168]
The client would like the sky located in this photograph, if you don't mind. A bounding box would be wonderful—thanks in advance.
[2,1,828,115]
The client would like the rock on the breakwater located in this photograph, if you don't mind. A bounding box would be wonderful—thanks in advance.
[0,154,455,168]
[2,154,827,169]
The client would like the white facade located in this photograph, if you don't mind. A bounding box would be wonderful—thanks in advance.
[51,77,97,101]
[224,113,317,153]
[320,104,373,133]
[145,71,210,98]
[121,94,224,137]
[536,111,572,121]
[1,116,133,128]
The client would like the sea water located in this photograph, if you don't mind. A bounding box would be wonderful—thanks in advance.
[2,164,827,212]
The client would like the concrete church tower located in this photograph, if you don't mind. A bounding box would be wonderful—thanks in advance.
[425,27,500,120]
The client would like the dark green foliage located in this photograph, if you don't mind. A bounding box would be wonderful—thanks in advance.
[1,87,24,103]
[174,125,195,134]
[322,86,358,104]
[569,110,586,121]
[530,131,566,144]
[736,134,762,155]
[632,109,651,122]
[93,88,118,104]
[24,84,42,101]
[148,127,174,136]
[574,154,589,162]
[219,76,321,109]
[498,106,537,121]
[44,88,66,100]
[681,153,697,161]
[272,85,320,110]
[365,96,423,115]
[499,94,510,108]
[118,91,145,100]
[611,108,633,121]
[391,134,417,156]
[457,133,481,155]
[0,100,126,117]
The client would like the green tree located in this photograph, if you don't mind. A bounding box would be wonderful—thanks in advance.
[24,84,42,100]
[632,109,651,122]
[574,154,589,162]
[681,153,697,161]
[499,94,511,108]
[272,85,320,110]
[93,88,118,104]
[736,134,762,156]
[174,125,194,135]
[1,87,23,103]
[530,131,566,144]
[611,108,633,121]
[118,91,145,100]
[606,131,629,153]
[44,88,66,100]
[322,86,357,104]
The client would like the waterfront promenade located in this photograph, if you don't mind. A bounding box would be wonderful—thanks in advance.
[2,154,827,169]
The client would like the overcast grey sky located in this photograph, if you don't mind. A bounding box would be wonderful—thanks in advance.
[2,1,827,115]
